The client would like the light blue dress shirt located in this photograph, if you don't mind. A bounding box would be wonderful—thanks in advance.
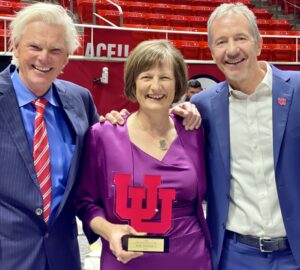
[11,69,74,221]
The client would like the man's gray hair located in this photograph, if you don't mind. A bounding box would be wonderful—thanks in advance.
[207,3,260,47]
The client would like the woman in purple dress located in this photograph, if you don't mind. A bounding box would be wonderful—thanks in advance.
[74,40,212,270]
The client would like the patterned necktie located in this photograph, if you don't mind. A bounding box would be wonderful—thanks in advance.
[33,98,52,223]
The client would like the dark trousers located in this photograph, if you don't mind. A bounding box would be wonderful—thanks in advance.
[219,232,300,270]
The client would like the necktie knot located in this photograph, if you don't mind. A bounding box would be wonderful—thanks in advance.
[33,98,47,115]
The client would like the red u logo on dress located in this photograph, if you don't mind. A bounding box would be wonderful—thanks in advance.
[114,173,175,234]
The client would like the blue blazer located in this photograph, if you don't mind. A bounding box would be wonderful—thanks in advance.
[192,65,300,270]
[0,65,99,270]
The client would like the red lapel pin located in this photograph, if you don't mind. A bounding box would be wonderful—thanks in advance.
[278,97,286,106]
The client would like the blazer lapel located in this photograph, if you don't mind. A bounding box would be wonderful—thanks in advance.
[211,84,231,180]
[53,85,82,216]
[55,85,81,137]
[272,69,294,169]
[0,71,39,188]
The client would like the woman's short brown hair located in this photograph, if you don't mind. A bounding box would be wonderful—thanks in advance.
[124,39,188,103]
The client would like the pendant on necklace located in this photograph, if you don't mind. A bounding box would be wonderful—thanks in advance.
[159,139,168,151]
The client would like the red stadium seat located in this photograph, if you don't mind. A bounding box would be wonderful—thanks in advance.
[11,2,29,12]
[260,30,298,44]
[123,11,145,25]
[166,14,189,27]
[121,1,148,13]
[272,44,295,62]
[252,8,272,19]
[150,3,171,14]
[258,44,273,61]
[198,41,212,60]
[268,0,284,5]
[0,1,11,14]
[270,19,293,31]
[78,0,124,23]
[193,6,214,17]
[171,4,193,16]
[283,0,300,15]
[96,10,120,26]
[145,13,167,26]
[123,24,151,40]
[170,39,200,59]
[169,26,206,41]
[188,16,207,28]
[291,44,300,62]
[190,0,253,8]
[147,25,172,39]
[123,23,147,29]
[96,0,124,11]
[145,0,188,4]
[77,0,93,23]
[256,19,272,30]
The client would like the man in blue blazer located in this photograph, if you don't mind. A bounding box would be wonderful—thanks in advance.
[0,3,99,270]
[191,3,300,270]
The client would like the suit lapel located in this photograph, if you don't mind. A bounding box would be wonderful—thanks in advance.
[0,69,39,188]
[209,67,293,180]
[55,84,81,137]
[211,84,231,179]
[272,68,294,169]
[53,84,82,217]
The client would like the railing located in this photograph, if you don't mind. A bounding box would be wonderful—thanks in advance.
[284,0,300,25]
[1,15,300,64]
[266,0,300,24]
[0,16,10,52]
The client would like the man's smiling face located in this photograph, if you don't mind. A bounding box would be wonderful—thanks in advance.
[209,13,262,88]
[13,20,69,96]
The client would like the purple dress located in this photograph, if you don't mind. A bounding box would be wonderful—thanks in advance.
[74,116,212,270]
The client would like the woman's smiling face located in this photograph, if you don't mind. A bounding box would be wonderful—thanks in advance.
[135,62,176,113]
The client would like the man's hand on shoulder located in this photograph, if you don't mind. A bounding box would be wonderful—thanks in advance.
[170,102,201,130]
[99,109,129,125]
[100,103,201,130]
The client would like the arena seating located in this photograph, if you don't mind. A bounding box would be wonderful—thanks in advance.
[72,0,300,61]
[0,0,299,62]
[77,0,268,24]
[282,0,300,15]
[0,1,11,14]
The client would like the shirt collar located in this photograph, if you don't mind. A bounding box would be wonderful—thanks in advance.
[11,68,59,108]
[228,61,272,99]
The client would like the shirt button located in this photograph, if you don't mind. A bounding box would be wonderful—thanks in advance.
[35,208,43,216]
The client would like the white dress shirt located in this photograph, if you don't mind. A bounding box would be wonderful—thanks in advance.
[226,62,286,237]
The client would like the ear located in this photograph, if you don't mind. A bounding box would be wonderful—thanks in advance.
[13,44,19,58]
[256,36,263,57]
